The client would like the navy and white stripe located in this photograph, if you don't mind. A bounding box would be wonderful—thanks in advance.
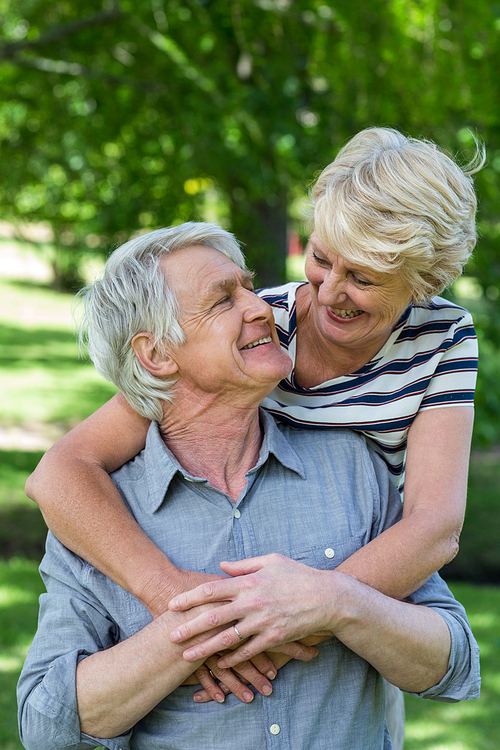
[259,282,478,493]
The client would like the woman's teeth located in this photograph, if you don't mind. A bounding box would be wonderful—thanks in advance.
[242,336,272,350]
[329,308,363,319]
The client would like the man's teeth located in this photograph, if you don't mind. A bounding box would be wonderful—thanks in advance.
[329,308,363,319]
[242,336,272,350]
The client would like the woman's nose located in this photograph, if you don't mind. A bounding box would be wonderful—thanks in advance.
[318,270,348,305]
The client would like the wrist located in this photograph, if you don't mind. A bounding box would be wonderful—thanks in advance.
[321,570,365,638]
[134,564,189,618]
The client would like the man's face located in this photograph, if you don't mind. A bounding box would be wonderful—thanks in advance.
[161,245,292,401]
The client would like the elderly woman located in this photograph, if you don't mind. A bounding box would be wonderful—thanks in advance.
[26,127,481,747]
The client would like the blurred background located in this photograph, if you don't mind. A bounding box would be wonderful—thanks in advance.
[1,1,499,748]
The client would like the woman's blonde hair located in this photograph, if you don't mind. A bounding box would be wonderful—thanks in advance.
[310,127,484,301]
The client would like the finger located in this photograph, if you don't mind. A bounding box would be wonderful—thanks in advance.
[182,627,258,663]
[201,654,258,703]
[248,652,277,680]
[169,580,238,612]
[207,665,255,704]
[192,664,226,703]
[219,554,279,577]
[231,660,274,697]
[170,605,238,644]
[193,682,230,704]
[215,636,318,670]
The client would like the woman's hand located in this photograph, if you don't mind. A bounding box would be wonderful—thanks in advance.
[169,554,331,669]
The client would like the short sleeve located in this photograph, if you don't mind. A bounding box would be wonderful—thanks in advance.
[420,310,478,409]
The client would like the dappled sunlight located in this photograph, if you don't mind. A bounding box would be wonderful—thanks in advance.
[0,646,31,675]
[0,585,37,606]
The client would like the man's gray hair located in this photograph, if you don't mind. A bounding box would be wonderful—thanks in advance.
[77,222,247,421]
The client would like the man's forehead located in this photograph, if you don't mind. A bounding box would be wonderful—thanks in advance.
[161,244,251,297]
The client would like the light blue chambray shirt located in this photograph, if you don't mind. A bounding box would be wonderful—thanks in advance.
[18,411,480,750]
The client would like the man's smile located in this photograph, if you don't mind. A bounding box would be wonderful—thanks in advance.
[241,336,273,350]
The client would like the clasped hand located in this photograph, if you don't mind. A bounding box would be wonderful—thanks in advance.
[170,553,335,671]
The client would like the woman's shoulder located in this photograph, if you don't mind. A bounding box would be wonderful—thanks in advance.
[257,280,305,305]
[393,297,476,354]
[411,296,473,320]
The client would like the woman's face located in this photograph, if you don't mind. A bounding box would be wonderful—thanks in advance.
[304,232,413,353]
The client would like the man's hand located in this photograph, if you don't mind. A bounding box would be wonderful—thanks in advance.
[190,642,326,703]
[145,564,319,701]
[142,567,227,620]
[169,554,334,669]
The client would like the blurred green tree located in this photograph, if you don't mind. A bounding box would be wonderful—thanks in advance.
[0,0,499,438]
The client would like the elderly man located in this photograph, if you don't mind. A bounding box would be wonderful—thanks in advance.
[18,222,479,750]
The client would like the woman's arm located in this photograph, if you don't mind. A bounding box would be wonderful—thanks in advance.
[168,554,451,692]
[336,405,473,599]
[25,393,205,615]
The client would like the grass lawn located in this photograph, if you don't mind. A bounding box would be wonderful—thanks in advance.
[1,253,500,748]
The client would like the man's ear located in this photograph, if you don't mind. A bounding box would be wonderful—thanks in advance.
[131,333,179,377]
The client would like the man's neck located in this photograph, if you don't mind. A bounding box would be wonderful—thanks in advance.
[158,388,263,502]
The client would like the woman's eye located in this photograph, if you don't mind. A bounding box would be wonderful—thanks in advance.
[313,252,330,266]
[352,275,372,287]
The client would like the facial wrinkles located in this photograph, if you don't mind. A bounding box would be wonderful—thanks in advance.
[179,270,250,332]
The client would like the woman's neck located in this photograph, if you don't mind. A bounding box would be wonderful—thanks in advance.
[293,285,387,388]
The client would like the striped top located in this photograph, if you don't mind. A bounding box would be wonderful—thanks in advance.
[259,282,478,494]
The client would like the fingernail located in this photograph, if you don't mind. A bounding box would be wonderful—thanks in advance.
[194,695,202,702]
[267,671,276,680]
[243,690,254,702]
[262,685,272,696]
[215,693,225,703]
[184,649,197,662]
[170,630,180,642]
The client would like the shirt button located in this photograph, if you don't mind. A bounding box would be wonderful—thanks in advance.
[324,548,335,559]
[234,508,241,519]
[270,724,280,735]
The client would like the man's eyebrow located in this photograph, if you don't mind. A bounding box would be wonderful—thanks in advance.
[204,270,255,296]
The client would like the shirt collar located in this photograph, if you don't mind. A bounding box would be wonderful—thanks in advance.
[143,408,305,514]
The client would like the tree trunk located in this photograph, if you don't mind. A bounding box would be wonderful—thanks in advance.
[229,195,288,288]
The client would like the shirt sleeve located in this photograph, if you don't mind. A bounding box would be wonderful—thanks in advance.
[17,534,133,750]
[420,310,478,409]
[403,573,481,702]
[365,445,480,703]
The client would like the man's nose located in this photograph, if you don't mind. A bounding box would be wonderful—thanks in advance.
[242,288,272,320]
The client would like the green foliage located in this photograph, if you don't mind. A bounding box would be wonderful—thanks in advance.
[1,0,500,288]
